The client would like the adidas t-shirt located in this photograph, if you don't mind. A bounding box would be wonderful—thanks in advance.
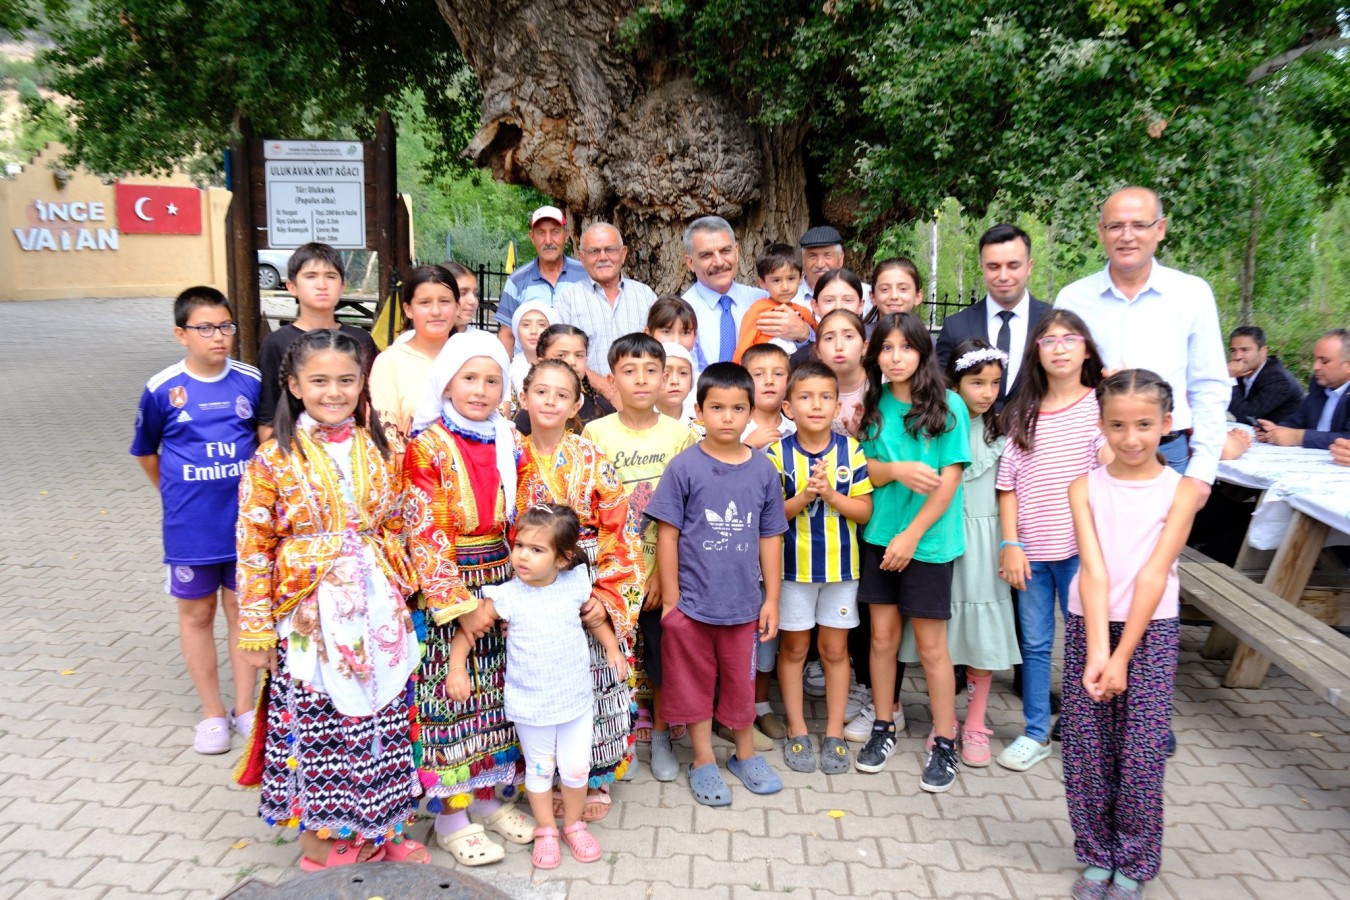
[130,360,261,564]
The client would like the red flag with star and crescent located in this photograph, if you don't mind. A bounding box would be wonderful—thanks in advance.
[115,183,203,235]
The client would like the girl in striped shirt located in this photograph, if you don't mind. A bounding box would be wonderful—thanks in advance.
[994,310,1106,772]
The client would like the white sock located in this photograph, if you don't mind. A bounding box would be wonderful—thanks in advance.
[754,701,772,716]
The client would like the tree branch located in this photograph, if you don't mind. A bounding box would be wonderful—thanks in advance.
[1246,37,1350,85]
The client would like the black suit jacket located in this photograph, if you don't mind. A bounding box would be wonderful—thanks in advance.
[1277,379,1350,450]
[1228,356,1303,425]
[936,296,1053,408]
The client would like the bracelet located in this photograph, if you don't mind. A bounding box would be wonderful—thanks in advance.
[450,665,467,671]
[999,540,1025,551]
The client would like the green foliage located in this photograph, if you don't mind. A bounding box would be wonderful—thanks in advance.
[36,0,475,177]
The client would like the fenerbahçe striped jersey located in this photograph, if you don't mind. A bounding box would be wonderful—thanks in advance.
[767,432,873,582]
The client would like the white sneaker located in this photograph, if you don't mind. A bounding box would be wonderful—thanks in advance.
[803,660,826,697]
[845,701,904,743]
[844,683,871,721]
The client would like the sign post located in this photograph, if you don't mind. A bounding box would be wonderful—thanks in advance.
[225,114,409,363]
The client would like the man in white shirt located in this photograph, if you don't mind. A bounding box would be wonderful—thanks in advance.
[553,222,658,387]
[681,216,809,366]
[1056,187,1229,499]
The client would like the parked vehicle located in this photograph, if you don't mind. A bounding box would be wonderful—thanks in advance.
[257,249,292,290]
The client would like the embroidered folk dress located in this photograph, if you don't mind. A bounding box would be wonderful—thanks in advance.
[516,431,642,785]
[235,425,420,840]
[404,418,523,803]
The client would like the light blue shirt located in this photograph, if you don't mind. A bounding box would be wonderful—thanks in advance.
[1317,380,1349,432]
[1056,261,1230,484]
[682,280,767,366]
[495,257,588,328]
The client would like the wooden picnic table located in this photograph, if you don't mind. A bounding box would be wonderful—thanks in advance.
[1208,438,1350,687]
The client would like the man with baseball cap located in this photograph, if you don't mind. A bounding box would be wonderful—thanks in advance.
[496,204,588,355]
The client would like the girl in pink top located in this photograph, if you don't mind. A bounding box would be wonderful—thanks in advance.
[994,310,1106,772]
[1062,370,1201,900]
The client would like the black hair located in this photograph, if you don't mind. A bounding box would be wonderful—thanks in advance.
[286,242,346,283]
[442,260,472,281]
[785,360,838,397]
[273,329,389,461]
[999,309,1105,453]
[741,342,790,370]
[521,358,585,434]
[1228,325,1267,348]
[859,312,952,440]
[173,285,232,327]
[977,223,1031,256]
[537,323,589,359]
[401,265,460,313]
[812,267,864,300]
[945,337,1005,445]
[696,361,754,408]
[606,331,666,371]
[756,242,802,279]
[646,295,698,333]
[514,501,587,570]
[1096,368,1174,416]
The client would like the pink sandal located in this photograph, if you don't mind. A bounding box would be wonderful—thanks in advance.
[381,836,430,864]
[532,825,561,869]
[298,840,386,872]
[561,820,602,863]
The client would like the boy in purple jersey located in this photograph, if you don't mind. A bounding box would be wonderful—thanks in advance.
[131,287,261,754]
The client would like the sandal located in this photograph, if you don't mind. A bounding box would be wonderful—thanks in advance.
[561,820,602,863]
[481,801,535,844]
[381,836,430,864]
[634,707,654,743]
[434,822,505,867]
[727,754,783,795]
[669,723,687,742]
[298,840,386,872]
[581,788,611,822]
[687,763,732,807]
[531,826,561,870]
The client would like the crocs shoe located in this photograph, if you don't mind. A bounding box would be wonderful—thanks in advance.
[783,735,816,773]
[726,754,783,795]
[819,736,851,775]
[650,730,679,783]
[996,735,1052,772]
[194,717,231,755]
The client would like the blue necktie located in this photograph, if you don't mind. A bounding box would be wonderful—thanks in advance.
[718,295,735,363]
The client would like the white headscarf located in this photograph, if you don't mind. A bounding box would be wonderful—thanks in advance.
[662,342,699,423]
[510,300,561,344]
[411,330,517,521]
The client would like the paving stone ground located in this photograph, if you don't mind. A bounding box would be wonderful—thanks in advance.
[0,296,1347,899]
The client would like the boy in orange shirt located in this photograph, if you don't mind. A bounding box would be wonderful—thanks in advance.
[732,244,816,364]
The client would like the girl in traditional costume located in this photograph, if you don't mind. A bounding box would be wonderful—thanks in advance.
[236,329,429,871]
[403,330,535,865]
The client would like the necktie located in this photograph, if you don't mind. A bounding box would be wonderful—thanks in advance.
[718,295,736,363]
[995,310,1014,396]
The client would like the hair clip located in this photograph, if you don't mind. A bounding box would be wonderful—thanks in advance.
[531,503,555,514]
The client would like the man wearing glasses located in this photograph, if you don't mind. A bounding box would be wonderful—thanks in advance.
[553,222,658,388]
[1057,187,1228,498]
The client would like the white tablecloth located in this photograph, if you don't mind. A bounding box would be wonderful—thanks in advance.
[1216,439,1350,550]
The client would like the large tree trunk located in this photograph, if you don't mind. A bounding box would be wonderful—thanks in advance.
[433,0,808,292]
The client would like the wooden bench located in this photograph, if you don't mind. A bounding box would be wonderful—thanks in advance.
[1178,546,1350,714]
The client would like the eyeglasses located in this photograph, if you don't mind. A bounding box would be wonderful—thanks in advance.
[184,322,238,337]
[581,246,624,257]
[1102,217,1161,236]
[1037,334,1085,350]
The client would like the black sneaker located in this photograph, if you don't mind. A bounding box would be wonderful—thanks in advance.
[920,736,959,793]
[854,722,897,773]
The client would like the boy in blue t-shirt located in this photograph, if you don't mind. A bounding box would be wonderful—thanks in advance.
[646,363,789,807]
[130,287,260,755]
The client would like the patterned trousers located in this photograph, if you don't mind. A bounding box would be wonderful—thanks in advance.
[1062,615,1178,882]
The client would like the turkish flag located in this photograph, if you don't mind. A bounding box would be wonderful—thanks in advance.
[115,183,203,235]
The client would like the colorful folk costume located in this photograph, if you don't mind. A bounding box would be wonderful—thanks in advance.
[235,415,421,851]
[517,431,643,788]
[404,332,524,812]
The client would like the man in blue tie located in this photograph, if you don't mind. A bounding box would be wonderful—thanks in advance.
[681,216,809,366]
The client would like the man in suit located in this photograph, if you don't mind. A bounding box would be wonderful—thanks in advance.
[935,223,1052,408]
[1257,328,1350,449]
[1227,325,1304,425]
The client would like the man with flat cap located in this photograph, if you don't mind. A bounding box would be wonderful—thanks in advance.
[796,225,871,304]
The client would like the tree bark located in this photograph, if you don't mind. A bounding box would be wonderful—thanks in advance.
[433,0,808,292]
[1240,191,1261,325]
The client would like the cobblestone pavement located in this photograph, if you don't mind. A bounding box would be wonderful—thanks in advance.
[1,297,1347,899]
